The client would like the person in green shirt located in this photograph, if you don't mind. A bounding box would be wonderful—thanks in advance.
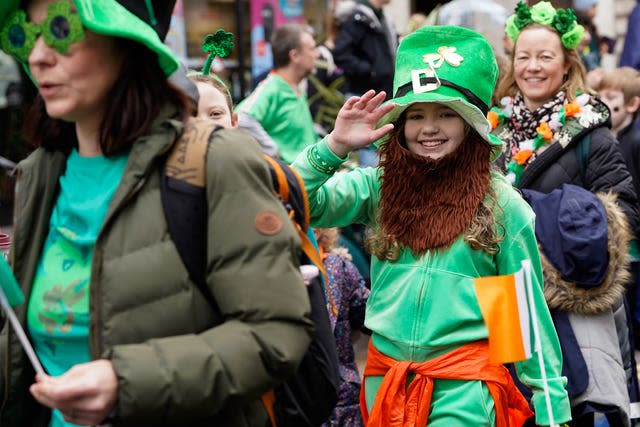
[237,23,320,164]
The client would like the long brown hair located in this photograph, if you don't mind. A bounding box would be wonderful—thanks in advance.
[23,38,190,156]
[495,24,591,103]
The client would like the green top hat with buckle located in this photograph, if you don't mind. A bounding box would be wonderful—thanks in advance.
[378,25,502,158]
[0,0,179,76]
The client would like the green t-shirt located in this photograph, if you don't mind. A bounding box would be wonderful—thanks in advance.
[27,148,128,427]
[237,73,317,163]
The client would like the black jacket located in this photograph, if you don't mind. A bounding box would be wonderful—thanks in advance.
[509,99,640,235]
[496,96,639,425]
[617,121,640,230]
[332,1,397,97]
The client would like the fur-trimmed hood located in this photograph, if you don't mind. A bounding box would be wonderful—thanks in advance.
[542,192,632,314]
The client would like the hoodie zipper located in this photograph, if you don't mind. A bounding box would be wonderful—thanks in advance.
[411,251,430,361]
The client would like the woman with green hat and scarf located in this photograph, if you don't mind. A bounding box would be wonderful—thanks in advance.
[292,24,571,426]
[0,1,312,426]
[491,2,640,426]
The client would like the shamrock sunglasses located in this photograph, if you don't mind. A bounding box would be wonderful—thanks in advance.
[0,0,85,62]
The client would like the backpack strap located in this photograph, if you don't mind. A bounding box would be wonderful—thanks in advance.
[263,155,327,282]
[161,119,219,309]
[264,155,289,203]
[165,119,218,187]
[261,391,279,427]
[576,133,591,185]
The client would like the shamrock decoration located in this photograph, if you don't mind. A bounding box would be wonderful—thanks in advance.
[504,1,584,49]
[202,29,234,76]
[513,1,533,29]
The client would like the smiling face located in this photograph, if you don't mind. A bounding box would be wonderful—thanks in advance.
[513,26,570,110]
[195,81,237,128]
[27,0,124,126]
[403,102,467,160]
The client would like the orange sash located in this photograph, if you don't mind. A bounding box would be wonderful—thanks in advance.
[359,340,534,426]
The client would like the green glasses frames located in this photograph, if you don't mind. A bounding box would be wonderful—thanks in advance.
[0,0,85,63]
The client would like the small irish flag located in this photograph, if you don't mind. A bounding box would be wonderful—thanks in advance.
[0,256,23,307]
[0,255,44,374]
[474,262,535,364]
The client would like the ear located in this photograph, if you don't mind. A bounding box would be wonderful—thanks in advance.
[289,48,299,63]
[626,96,640,114]
[230,112,239,128]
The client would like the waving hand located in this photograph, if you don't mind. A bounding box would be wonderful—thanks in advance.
[328,90,395,158]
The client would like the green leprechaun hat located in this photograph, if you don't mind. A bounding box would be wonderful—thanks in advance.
[0,0,179,76]
[378,25,502,158]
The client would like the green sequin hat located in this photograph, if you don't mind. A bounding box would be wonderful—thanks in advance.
[378,25,502,157]
[0,0,179,76]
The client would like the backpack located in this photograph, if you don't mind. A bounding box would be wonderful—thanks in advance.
[160,120,340,427]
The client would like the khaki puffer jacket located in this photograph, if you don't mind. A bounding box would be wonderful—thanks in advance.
[0,108,313,426]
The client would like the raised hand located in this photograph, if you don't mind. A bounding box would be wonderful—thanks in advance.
[328,90,395,158]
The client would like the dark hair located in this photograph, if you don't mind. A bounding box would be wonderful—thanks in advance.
[24,38,190,156]
[271,23,308,68]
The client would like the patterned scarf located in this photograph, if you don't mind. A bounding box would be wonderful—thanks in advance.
[504,91,566,165]
[378,131,491,255]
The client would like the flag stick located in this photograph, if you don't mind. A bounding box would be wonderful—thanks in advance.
[0,287,45,375]
[522,260,555,426]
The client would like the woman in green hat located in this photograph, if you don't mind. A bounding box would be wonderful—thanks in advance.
[0,1,312,426]
[292,25,571,426]
[492,2,639,426]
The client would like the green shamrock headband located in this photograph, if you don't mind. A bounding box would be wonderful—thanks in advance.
[505,1,585,50]
[187,29,234,100]
[201,29,234,77]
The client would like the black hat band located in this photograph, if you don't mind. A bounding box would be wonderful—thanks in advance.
[394,76,489,116]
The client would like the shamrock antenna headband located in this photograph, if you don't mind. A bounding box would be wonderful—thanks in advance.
[201,29,234,76]
[505,1,585,50]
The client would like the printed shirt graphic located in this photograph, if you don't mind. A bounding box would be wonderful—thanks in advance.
[27,148,128,427]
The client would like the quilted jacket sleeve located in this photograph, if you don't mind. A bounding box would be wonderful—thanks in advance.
[109,128,313,424]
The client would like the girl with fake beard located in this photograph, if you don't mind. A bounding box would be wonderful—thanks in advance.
[292,25,571,427]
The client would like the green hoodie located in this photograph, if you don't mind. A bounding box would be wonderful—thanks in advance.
[292,137,571,426]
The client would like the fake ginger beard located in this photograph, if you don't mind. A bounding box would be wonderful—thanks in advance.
[378,128,492,256]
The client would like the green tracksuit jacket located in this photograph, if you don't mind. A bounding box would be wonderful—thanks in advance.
[292,138,571,426]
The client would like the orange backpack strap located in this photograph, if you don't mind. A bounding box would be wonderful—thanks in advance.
[261,391,278,427]
[263,155,289,202]
[298,225,328,282]
[286,159,311,231]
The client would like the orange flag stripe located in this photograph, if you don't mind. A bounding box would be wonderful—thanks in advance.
[474,272,532,364]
